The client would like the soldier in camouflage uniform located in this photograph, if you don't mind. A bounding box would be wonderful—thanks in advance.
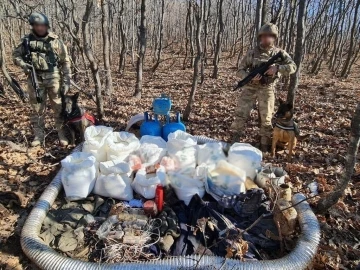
[12,13,71,147]
[231,23,296,151]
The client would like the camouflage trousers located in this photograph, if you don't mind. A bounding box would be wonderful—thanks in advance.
[231,86,275,145]
[27,71,63,139]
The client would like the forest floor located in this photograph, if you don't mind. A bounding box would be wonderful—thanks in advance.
[0,54,359,270]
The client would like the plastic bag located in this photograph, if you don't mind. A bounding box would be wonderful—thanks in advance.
[61,152,98,201]
[107,132,140,161]
[167,130,197,152]
[169,146,197,170]
[160,156,176,171]
[197,142,226,170]
[168,170,205,205]
[139,136,167,166]
[128,155,142,171]
[167,131,197,170]
[83,126,113,162]
[208,160,246,197]
[132,167,166,199]
[228,143,262,180]
[99,160,131,175]
[93,173,133,201]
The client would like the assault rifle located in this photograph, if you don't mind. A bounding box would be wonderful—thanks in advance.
[234,51,284,90]
[22,38,42,103]
[10,76,28,102]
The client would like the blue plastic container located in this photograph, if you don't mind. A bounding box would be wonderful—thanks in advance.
[162,112,186,141]
[153,94,172,115]
[140,112,162,137]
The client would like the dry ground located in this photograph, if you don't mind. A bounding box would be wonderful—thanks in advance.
[0,54,359,269]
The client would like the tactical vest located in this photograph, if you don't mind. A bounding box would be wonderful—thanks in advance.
[252,46,281,85]
[252,46,280,68]
[24,34,59,72]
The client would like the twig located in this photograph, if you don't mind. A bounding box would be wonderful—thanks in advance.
[276,221,284,255]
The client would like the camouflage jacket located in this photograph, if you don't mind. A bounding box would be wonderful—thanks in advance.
[238,45,296,87]
[12,31,71,85]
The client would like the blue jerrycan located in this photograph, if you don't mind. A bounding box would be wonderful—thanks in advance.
[153,94,172,115]
[162,112,186,141]
[140,112,162,137]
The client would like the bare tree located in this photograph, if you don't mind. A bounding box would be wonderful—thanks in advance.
[82,0,104,119]
[287,0,306,105]
[101,0,113,95]
[134,0,147,99]
[118,0,127,74]
[151,0,165,73]
[212,0,224,79]
[340,0,360,77]
[183,0,204,121]
[254,0,263,44]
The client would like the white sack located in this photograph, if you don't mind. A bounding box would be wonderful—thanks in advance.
[139,136,167,165]
[83,126,113,162]
[99,160,131,175]
[197,142,226,171]
[208,160,246,197]
[228,143,262,180]
[132,167,166,199]
[168,171,205,205]
[93,173,133,201]
[167,131,197,170]
[167,130,197,152]
[106,132,140,161]
[61,152,98,201]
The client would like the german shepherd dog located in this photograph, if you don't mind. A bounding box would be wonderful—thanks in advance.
[61,92,96,145]
[272,99,297,162]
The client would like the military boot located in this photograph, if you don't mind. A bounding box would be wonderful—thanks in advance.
[58,129,69,146]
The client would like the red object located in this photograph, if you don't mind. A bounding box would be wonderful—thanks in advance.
[155,185,164,212]
[143,200,158,217]
[67,112,96,125]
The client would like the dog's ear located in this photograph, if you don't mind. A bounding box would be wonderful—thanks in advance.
[73,92,80,101]
[278,98,284,105]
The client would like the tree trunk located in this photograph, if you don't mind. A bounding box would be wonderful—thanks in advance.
[183,0,204,121]
[118,0,127,74]
[200,0,211,83]
[340,0,360,77]
[151,0,165,73]
[82,0,104,119]
[316,103,360,214]
[183,1,191,70]
[212,0,224,79]
[287,0,306,105]
[254,0,263,45]
[130,0,136,67]
[134,0,147,99]
[101,0,113,95]
[261,0,268,25]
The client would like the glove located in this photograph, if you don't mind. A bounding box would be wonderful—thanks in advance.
[62,84,70,95]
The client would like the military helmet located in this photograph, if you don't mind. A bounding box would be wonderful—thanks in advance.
[258,23,278,38]
[28,12,50,26]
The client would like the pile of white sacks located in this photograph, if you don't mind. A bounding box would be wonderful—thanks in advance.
[61,126,262,205]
